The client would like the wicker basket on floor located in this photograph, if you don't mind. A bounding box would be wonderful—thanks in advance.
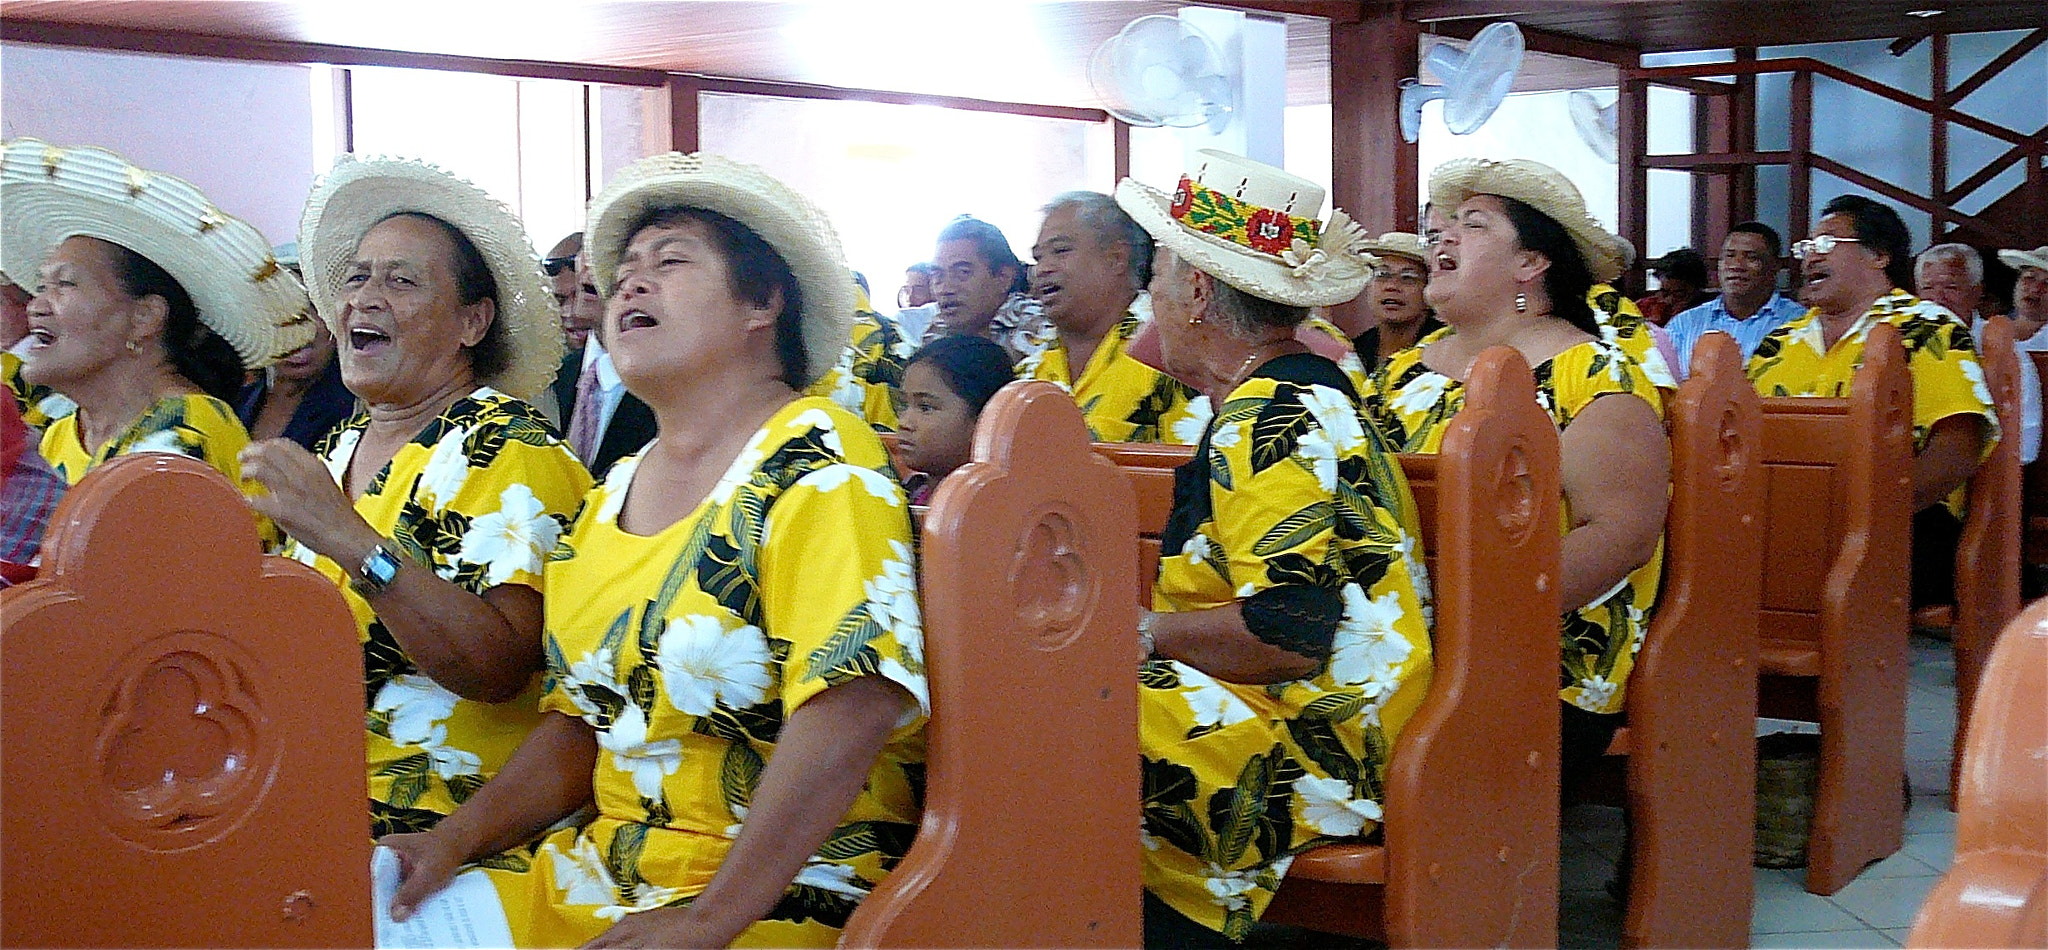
[1754,732,1821,868]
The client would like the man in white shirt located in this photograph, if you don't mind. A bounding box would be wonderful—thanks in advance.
[1917,243,2040,464]
[1666,221,1808,373]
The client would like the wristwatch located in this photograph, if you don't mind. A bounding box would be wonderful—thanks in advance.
[351,543,403,598]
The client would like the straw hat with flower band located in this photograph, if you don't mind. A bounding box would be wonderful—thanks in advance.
[583,152,854,389]
[1427,157,1625,285]
[298,155,562,400]
[1358,231,1430,268]
[1999,246,2048,274]
[0,138,315,370]
[1115,149,1374,309]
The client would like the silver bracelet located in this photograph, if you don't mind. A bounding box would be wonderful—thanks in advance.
[1137,611,1159,659]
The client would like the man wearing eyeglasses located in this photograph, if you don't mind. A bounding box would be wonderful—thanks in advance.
[1748,195,1998,610]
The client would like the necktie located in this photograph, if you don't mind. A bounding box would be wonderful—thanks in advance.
[566,358,602,463]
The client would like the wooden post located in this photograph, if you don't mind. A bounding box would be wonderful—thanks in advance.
[1931,33,1950,239]
[1788,70,1813,244]
[1617,77,1650,297]
[1694,87,1736,253]
[1732,48,1759,227]
[1328,9,1419,328]
[1113,119,1131,189]
[667,74,700,154]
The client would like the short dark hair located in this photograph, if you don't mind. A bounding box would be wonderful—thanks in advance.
[624,205,807,387]
[906,334,1013,416]
[380,212,511,383]
[1042,191,1154,290]
[1650,248,1709,286]
[1820,194,1914,291]
[1497,197,1599,336]
[1727,220,1782,258]
[906,261,939,279]
[102,240,244,404]
[936,216,1028,295]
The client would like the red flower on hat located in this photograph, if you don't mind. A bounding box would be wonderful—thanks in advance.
[1246,208,1293,254]
[1170,177,1194,219]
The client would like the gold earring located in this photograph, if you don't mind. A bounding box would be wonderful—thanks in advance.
[125,339,142,353]
[1188,314,1204,326]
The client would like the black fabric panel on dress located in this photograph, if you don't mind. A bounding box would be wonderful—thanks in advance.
[1240,583,1343,660]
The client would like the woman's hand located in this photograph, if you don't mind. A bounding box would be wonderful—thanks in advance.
[581,906,724,949]
[240,438,379,562]
[382,830,465,923]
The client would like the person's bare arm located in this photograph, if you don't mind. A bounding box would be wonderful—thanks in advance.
[1912,414,1986,512]
[581,676,913,949]
[1148,605,1318,683]
[242,438,543,701]
[384,711,599,920]
[1556,394,1671,612]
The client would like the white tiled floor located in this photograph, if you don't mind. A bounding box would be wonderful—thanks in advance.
[1559,633,1960,949]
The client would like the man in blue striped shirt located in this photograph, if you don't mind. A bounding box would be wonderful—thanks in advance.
[1666,222,1808,378]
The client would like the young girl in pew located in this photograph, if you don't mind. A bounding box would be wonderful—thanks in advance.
[893,334,1012,505]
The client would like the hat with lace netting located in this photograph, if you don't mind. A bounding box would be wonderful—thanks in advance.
[298,154,562,399]
[1428,157,1625,284]
[583,152,854,387]
[0,138,315,369]
[1998,246,2048,274]
[1359,231,1430,267]
[1115,149,1373,308]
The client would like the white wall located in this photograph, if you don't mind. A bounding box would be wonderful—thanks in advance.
[1,43,317,246]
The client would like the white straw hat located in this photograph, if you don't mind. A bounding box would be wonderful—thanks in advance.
[1115,149,1373,308]
[298,155,562,399]
[1359,231,1429,266]
[1428,157,1625,284]
[584,152,854,387]
[0,138,314,369]
[1998,246,2048,274]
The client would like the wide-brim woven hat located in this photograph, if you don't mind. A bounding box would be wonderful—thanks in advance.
[1359,231,1429,266]
[1116,149,1372,308]
[0,138,314,369]
[584,152,854,388]
[1428,157,1625,284]
[1998,246,2048,274]
[299,155,561,399]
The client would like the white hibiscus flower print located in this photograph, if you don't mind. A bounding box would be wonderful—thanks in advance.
[564,649,624,720]
[597,703,683,800]
[1327,584,1415,710]
[594,455,642,525]
[1296,428,1339,492]
[788,408,846,456]
[1575,675,1618,711]
[288,541,319,567]
[128,428,187,456]
[706,430,771,508]
[1390,371,1452,416]
[792,860,869,899]
[1172,396,1214,445]
[1393,531,1431,605]
[1296,774,1383,837]
[864,540,922,647]
[416,426,471,511]
[372,674,460,747]
[455,483,562,585]
[1203,864,1259,911]
[798,463,903,506]
[322,427,359,483]
[1210,419,1243,449]
[878,657,931,718]
[1959,358,1993,408]
[545,836,619,907]
[1178,664,1256,729]
[35,392,76,422]
[1181,532,1213,565]
[421,729,482,779]
[1338,350,1365,379]
[658,615,774,715]
[1300,385,1366,451]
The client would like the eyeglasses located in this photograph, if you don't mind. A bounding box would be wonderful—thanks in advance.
[542,255,577,277]
[1791,235,1861,260]
[1371,267,1427,285]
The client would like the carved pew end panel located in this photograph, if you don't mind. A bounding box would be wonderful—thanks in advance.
[2,454,368,948]
[843,380,1140,949]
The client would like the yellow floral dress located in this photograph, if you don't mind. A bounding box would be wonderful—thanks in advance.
[806,288,913,432]
[1365,337,1664,715]
[1019,311,1203,444]
[485,397,927,948]
[1144,354,1434,939]
[4,350,76,434]
[1298,314,1374,398]
[1590,284,1678,390]
[1747,288,1997,518]
[39,391,247,486]
[284,387,592,835]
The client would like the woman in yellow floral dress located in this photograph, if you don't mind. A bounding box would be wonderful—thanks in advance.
[1748,194,1996,607]
[382,153,927,949]
[0,140,312,499]
[1116,151,1433,946]
[1364,158,1669,782]
[240,157,592,836]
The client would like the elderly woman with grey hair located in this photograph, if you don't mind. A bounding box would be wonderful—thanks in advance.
[1021,190,1205,443]
[1115,150,1433,946]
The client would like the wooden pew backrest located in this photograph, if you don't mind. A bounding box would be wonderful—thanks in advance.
[0,454,368,948]
[843,380,1141,948]
[1622,331,1764,948]
[1906,598,2048,949]
[1948,315,2025,802]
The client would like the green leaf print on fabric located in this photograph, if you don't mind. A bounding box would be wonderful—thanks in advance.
[607,820,650,895]
[803,604,887,683]
[446,773,486,805]
[473,851,532,873]
[696,532,761,627]
[1208,745,1281,866]
[1140,661,1183,691]
[1249,386,1313,475]
[1252,502,1336,557]
[1143,756,1208,859]
[720,740,765,818]
[1286,716,1362,785]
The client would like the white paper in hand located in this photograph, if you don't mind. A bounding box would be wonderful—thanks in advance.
[371,845,517,949]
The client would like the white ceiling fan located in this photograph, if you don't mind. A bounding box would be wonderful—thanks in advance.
[1400,22,1525,143]
[1088,14,1237,132]
[1570,90,1620,163]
